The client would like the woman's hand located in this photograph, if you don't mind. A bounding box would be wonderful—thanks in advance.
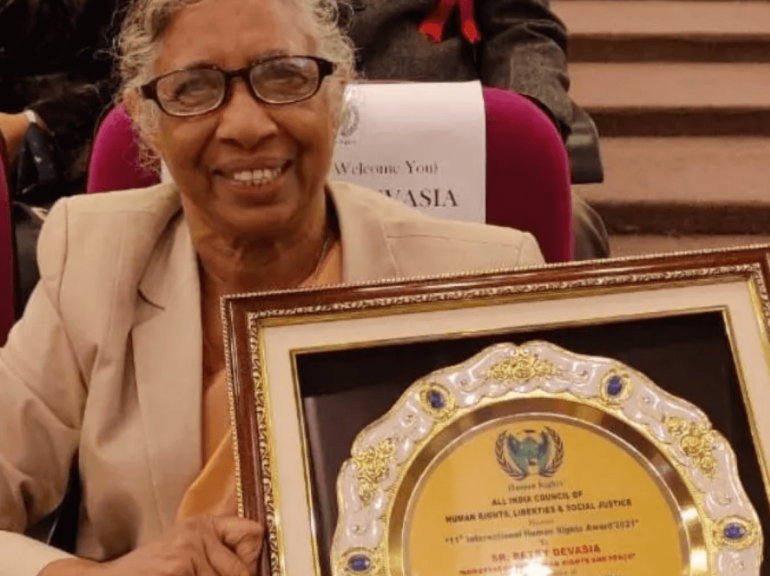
[39,515,264,576]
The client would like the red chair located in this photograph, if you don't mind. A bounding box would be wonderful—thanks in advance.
[86,106,159,194]
[0,153,16,346]
[483,87,572,262]
[88,89,573,262]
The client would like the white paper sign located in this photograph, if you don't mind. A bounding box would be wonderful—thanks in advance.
[332,81,486,222]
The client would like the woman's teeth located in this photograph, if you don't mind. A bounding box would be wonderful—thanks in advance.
[229,167,283,184]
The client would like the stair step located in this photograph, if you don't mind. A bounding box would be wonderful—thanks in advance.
[571,63,770,108]
[554,1,770,37]
[564,39,770,62]
[554,1,770,61]
[570,63,770,135]
[568,37,770,64]
[579,137,770,234]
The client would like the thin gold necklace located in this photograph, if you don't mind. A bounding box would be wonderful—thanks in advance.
[201,226,332,369]
[306,227,332,285]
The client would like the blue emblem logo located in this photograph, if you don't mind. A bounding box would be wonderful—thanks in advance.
[495,427,564,480]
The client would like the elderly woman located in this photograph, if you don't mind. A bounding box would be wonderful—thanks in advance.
[0,0,543,574]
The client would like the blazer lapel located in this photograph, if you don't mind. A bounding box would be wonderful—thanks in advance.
[127,182,400,528]
[329,182,401,283]
[132,211,203,531]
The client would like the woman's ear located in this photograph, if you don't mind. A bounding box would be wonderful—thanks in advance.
[122,89,162,155]
[122,89,141,124]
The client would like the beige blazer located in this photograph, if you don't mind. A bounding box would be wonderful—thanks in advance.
[0,181,543,575]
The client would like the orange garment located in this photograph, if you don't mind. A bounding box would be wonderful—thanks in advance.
[175,241,343,522]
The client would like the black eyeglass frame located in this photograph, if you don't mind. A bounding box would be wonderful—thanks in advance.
[139,55,337,117]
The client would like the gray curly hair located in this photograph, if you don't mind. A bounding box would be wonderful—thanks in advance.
[117,0,355,163]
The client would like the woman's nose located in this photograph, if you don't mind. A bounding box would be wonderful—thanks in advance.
[215,79,279,147]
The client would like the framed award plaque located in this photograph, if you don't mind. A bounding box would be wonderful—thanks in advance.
[222,245,770,576]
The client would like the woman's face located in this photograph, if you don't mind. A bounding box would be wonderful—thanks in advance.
[150,0,337,241]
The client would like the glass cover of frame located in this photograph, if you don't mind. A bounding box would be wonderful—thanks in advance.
[295,312,768,576]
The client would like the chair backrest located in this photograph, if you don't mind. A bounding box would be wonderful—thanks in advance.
[88,89,573,261]
[483,87,573,261]
[86,106,160,194]
[0,154,16,346]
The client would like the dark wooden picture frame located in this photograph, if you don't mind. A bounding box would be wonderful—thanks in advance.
[223,245,770,576]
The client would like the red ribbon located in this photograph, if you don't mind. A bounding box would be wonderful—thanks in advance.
[419,0,481,45]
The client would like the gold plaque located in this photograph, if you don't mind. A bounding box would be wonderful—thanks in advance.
[331,342,763,576]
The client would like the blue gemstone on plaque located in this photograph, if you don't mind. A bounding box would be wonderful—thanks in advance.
[348,555,371,572]
[428,390,445,409]
[724,523,747,540]
[607,376,624,397]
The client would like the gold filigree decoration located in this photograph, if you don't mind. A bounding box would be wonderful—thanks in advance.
[485,350,560,383]
[244,263,763,325]
[417,383,456,421]
[665,417,717,478]
[714,517,759,551]
[337,546,386,576]
[248,319,281,576]
[353,439,395,505]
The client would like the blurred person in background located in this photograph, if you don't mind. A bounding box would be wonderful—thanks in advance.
[341,0,610,259]
[0,0,127,204]
[344,0,570,137]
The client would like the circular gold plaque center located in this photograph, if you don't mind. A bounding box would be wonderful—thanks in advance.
[392,402,699,576]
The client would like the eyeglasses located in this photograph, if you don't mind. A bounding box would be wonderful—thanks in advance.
[140,55,336,117]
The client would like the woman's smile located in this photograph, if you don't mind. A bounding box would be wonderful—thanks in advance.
[213,160,293,201]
